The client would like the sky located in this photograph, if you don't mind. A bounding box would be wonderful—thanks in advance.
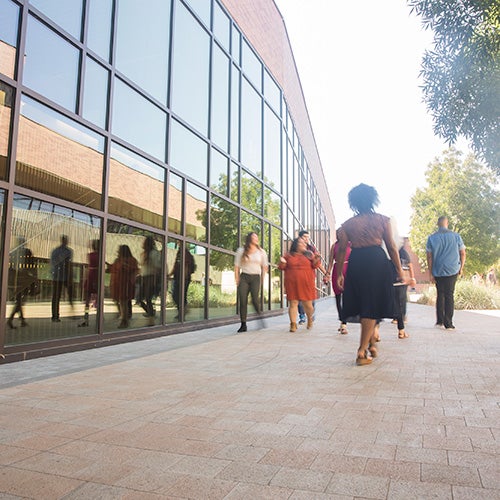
[274,0,469,236]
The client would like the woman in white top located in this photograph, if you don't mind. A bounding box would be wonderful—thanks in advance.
[234,232,268,332]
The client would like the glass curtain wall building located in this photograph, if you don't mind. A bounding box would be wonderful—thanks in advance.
[0,0,335,361]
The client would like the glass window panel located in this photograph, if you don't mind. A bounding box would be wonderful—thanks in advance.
[170,119,207,185]
[184,243,205,322]
[184,0,211,27]
[104,223,158,332]
[270,266,282,310]
[213,2,230,51]
[270,225,282,269]
[185,181,207,242]
[264,70,281,115]
[168,172,183,234]
[166,237,180,324]
[263,104,281,192]
[23,16,80,111]
[210,194,237,251]
[240,78,262,177]
[0,82,13,180]
[30,0,83,39]
[261,222,270,309]
[231,25,240,63]
[240,210,261,244]
[87,0,113,61]
[282,130,287,199]
[241,168,262,214]
[211,45,229,151]
[109,143,165,228]
[241,40,261,90]
[112,78,166,161]
[229,161,239,203]
[0,0,19,78]
[208,249,236,319]
[264,186,281,226]
[16,96,103,210]
[6,194,101,345]
[171,1,210,135]
[230,64,240,160]
[210,148,228,196]
[115,0,170,103]
[82,57,108,129]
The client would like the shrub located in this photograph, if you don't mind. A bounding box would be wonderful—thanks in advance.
[417,281,500,310]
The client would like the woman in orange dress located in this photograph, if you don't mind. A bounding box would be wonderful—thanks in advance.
[278,237,321,332]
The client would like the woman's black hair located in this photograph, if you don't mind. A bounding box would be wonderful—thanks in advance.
[348,183,379,215]
[289,237,302,253]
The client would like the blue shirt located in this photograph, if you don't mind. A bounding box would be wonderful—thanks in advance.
[426,228,465,277]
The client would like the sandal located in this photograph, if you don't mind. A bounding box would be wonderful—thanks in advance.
[368,344,378,358]
[356,354,372,366]
[338,324,348,335]
[398,330,409,339]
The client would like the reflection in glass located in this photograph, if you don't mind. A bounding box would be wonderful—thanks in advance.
[104,222,155,332]
[209,249,237,319]
[30,0,83,39]
[170,119,207,185]
[115,0,170,103]
[229,161,239,203]
[242,40,261,90]
[0,82,13,180]
[171,1,210,135]
[210,195,237,251]
[264,70,281,114]
[241,169,262,214]
[87,0,113,61]
[211,45,229,151]
[166,238,180,324]
[264,186,281,226]
[184,0,211,27]
[109,143,165,228]
[0,0,19,78]
[185,182,207,242]
[264,104,281,192]
[82,57,109,129]
[241,77,262,177]
[182,243,205,322]
[16,96,104,210]
[231,26,240,63]
[270,225,282,269]
[168,173,183,234]
[213,2,230,52]
[6,194,101,345]
[270,266,282,310]
[240,210,261,243]
[23,15,80,111]
[210,148,228,196]
[230,65,240,160]
[112,78,167,161]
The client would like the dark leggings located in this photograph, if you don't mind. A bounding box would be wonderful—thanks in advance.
[238,273,261,322]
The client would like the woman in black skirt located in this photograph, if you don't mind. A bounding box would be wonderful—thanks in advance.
[335,184,404,365]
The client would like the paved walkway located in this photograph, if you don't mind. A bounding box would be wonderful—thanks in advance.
[0,300,498,499]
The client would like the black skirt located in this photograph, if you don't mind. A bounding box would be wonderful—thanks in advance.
[341,246,396,321]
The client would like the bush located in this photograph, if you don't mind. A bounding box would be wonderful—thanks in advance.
[417,281,500,310]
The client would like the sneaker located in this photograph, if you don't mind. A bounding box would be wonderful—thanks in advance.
[298,314,306,325]
[445,325,456,331]
[434,323,444,329]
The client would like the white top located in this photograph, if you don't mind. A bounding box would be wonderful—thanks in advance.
[141,248,161,276]
[235,247,268,275]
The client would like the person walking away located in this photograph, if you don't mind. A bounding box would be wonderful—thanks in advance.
[324,230,351,334]
[278,237,321,332]
[426,216,466,330]
[234,232,268,332]
[393,243,416,338]
[170,247,196,320]
[50,235,73,322]
[335,184,404,365]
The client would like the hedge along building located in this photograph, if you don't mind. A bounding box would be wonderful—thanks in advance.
[0,0,335,362]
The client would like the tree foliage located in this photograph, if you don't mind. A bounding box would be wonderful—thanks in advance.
[409,148,500,275]
[408,0,500,174]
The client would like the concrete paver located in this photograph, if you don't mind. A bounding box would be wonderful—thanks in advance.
[0,299,498,499]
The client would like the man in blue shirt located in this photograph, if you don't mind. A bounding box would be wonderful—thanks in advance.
[426,216,466,330]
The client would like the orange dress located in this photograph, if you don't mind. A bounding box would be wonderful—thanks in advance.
[279,252,320,301]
